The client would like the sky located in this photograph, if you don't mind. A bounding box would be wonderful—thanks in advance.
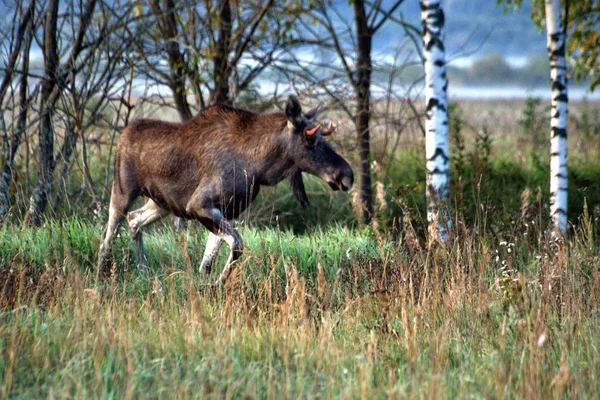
[1,0,597,100]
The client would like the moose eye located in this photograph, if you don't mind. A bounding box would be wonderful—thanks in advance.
[304,132,318,148]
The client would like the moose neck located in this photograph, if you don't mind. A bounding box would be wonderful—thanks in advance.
[247,113,298,187]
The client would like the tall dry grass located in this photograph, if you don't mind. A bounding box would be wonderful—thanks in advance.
[0,206,598,398]
[1,97,599,397]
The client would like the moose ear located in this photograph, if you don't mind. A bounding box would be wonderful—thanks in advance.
[285,95,302,123]
[304,104,322,121]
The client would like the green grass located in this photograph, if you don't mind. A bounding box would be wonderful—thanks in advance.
[1,208,599,398]
[2,99,600,398]
[2,148,600,398]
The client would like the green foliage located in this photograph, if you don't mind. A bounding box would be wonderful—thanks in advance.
[573,98,600,141]
[497,0,545,28]
[447,54,551,87]
[0,220,380,282]
[568,1,600,90]
[521,54,551,84]
[569,155,600,218]
[385,151,427,227]
[469,53,514,83]
[246,175,357,234]
[497,0,599,90]
[475,125,492,168]
[518,96,547,156]
[449,102,467,173]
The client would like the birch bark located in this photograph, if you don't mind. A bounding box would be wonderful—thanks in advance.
[421,0,451,241]
[545,0,568,235]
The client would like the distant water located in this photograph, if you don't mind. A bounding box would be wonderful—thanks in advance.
[447,86,599,101]
[137,79,599,103]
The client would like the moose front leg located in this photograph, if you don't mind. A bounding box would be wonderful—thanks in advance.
[187,202,243,286]
[98,184,137,278]
[209,212,243,286]
[290,171,310,208]
[199,232,224,275]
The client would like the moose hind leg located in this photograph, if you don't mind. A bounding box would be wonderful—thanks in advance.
[98,188,135,277]
[199,232,224,275]
[98,205,123,277]
[127,199,169,268]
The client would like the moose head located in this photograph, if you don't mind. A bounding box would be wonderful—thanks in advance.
[284,95,354,192]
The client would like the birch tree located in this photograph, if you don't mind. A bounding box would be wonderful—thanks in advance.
[545,0,568,235]
[500,0,597,91]
[498,0,573,235]
[420,0,451,241]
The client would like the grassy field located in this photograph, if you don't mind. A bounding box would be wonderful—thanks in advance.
[1,215,599,398]
[1,99,600,398]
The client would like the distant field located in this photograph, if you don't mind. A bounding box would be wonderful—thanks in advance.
[1,98,599,398]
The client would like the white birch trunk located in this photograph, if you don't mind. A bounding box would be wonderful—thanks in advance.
[545,0,568,236]
[421,0,451,241]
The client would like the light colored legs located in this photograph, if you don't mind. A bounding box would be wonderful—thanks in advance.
[98,182,138,276]
[186,199,243,285]
[213,220,243,285]
[127,199,169,268]
[127,200,240,282]
[100,192,242,285]
[98,201,125,276]
[199,232,224,275]
[173,217,185,232]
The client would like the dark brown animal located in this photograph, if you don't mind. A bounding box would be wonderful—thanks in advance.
[97,96,354,285]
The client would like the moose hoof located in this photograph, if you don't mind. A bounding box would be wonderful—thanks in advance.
[128,224,140,238]
[127,213,141,237]
[199,265,212,275]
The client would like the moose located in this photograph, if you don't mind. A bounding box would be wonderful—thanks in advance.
[98,95,354,285]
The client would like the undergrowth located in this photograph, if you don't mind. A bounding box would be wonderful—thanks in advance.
[0,202,599,398]
[1,100,600,398]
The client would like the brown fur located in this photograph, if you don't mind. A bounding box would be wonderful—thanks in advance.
[115,107,290,218]
[98,97,354,284]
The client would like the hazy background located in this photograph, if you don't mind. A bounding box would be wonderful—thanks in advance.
[362,0,597,99]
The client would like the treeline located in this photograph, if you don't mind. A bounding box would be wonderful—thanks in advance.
[0,0,596,236]
[449,54,551,86]
[0,0,419,226]
[376,53,593,88]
